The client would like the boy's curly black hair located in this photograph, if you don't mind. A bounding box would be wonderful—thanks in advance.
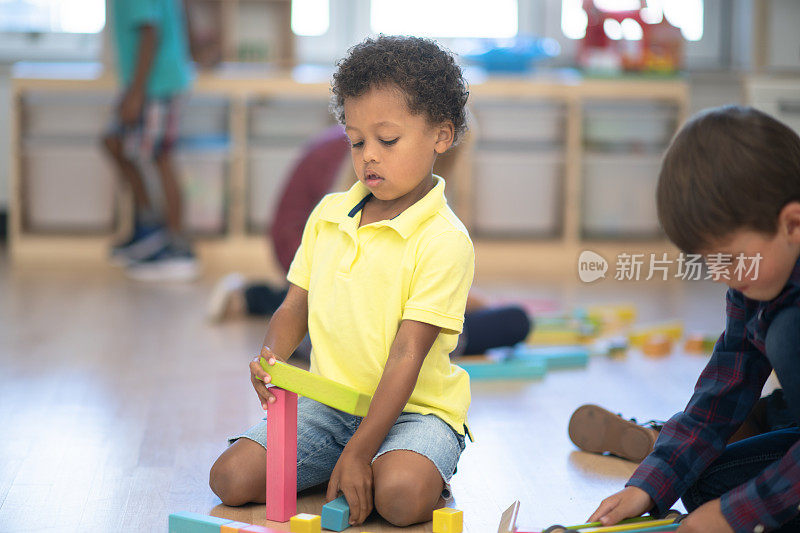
[331,35,469,144]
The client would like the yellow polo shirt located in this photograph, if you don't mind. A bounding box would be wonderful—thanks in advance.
[286,175,474,434]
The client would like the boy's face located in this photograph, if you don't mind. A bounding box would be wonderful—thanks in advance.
[343,86,453,205]
[701,228,800,301]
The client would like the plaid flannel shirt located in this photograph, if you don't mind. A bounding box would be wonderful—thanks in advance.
[628,259,800,532]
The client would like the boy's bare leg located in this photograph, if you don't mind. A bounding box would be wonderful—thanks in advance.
[209,438,267,506]
[154,151,183,235]
[102,134,152,212]
[372,450,445,527]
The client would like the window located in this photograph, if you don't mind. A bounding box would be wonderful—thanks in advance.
[0,0,105,33]
[291,0,329,37]
[370,0,518,39]
[561,0,703,42]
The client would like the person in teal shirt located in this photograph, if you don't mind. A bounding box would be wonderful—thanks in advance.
[103,0,198,281]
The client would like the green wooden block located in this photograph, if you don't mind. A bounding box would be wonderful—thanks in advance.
[259,359,372,417]
[458,358,547,380]
[168,511,233,533]
[512,345,589,369]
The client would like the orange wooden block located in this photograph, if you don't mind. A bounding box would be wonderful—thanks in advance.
[220,522,251,532]
[642,334,672,357]
[684,335,705,353]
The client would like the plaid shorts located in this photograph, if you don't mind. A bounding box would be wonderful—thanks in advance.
[107,96,181,160]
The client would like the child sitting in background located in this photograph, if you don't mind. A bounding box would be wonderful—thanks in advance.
[587,106,800,532]
[209,35,475,527]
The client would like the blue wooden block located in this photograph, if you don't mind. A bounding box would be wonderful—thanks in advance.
[321,495,350,531]
[459,357,547,380]
[512,345,589,369]
[169,511,233,533]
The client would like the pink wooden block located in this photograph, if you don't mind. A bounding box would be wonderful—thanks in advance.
[266,387,298,522]
[239,525,285,533]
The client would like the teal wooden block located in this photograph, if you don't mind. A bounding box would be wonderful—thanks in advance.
[459,357,546,380]
[512,345,589,369]
[321,495,349,531]
[169,511,233,533]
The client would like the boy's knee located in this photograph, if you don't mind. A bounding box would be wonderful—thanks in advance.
[765,306,800,365]
[102,134,122,159]
[373,471,433,526]
[209,453,250,507]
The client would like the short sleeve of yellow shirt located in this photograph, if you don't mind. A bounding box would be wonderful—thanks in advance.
[286,176,474,434]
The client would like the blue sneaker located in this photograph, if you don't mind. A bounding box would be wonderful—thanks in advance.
[110,224,168,266]
[125,244,200,282]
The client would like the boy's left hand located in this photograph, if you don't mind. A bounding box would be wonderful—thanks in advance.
[678,499,733,533]
[326,448,373,526]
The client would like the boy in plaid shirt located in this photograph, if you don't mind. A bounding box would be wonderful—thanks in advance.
[589,106,800,533]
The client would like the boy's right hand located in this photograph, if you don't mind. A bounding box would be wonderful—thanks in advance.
[588,486,654,526]
[249,347,278,410]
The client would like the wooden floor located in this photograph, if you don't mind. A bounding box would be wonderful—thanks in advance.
[0,252,734,532]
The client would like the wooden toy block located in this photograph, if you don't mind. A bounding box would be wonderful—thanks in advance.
[527,327,584,346]
[266,388,298,522]
[432,507,463,533]
[583,518,679,532]
[289,512,321,533]
[586,303,637,329]
[684,332,718,354]
[239,525,286,533]
[219,522,251,532]
[512,345,589,369]
[168,511,233,533]
[458,357,546,381]
[641,334,673,357]
[260,359,371,416]
[496,501,520,533]
[321,495,349,531]
[628,321,683,347]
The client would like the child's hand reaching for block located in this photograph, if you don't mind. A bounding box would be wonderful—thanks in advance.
[250,347,278,409]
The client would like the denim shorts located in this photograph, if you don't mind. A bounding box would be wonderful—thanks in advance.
[229,396,466,494]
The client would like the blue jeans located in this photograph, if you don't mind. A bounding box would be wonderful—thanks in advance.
[230,396,466,493]
[682,306,800,531]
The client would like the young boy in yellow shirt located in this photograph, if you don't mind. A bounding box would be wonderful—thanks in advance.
[209,35,474,528]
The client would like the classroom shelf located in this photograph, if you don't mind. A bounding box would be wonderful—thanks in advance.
[8,63,689,279]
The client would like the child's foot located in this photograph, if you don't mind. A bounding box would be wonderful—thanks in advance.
[207,273,248,322]
[110,224,168,266]
[568,404,661,463]
[125,244,200,282]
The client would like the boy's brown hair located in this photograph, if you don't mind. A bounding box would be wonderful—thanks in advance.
[657,105,800,253]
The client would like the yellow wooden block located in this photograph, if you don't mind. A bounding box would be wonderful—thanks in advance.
[432,507,463,533]
[527,329,584,345]
[259,359,372,417]
[628,321,684,348]
[586,303,637,325]
[289,513,321,533]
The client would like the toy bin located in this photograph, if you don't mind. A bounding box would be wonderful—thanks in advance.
[473,100,564,144]
[175,145,228,235]
[23,92,113,139]
[583,102,676,148]
[247,144,304,232]
[473,150,562,237]
[23,142,115,232]
[581,152,662,238]
[248,98,333,141]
